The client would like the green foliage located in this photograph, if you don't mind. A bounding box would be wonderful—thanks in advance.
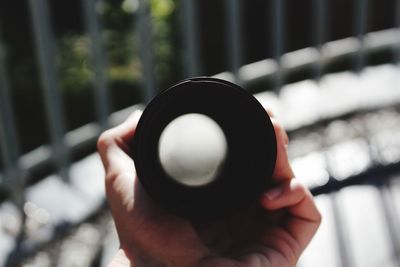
[55,0,176,96]
[150,0,176,85]
[4,0,178,152]
[55,0,177,97]
[58,34,93,93]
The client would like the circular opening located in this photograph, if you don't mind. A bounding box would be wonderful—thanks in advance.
[158,113,228,186]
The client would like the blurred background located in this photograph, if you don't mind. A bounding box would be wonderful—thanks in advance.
[0,0,400,266]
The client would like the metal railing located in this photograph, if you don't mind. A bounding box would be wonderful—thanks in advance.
[1,0,399,189]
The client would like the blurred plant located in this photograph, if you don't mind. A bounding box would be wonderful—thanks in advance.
[56,0,176,94]
[58,34,93,93]
[150,0,176,85]
[100,0,176,90]
[2,0,178,151]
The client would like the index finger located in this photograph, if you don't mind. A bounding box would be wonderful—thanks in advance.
[97,110,142,172]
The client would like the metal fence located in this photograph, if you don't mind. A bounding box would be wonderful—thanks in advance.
[1,0,400,266]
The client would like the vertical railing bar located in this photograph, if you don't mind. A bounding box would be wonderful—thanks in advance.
[271,0,285,93]
[363,128,400,266]
[137,0,156,103]
[225,0,243,85]
[0,30,26,213]
[83,0,110,130]
[354,0,369,73]
[181,0,201,77]
[379,185,400,266]
[330,193,353,267]
[394,0,400,64]
[322,131,353,267]
[28,0,69,181]
[0,31,22,188]
[312,0,326,80]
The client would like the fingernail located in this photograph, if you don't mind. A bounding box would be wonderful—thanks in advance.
[265,185,284,200]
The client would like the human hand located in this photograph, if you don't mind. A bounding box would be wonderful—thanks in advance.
[97,109,321,267]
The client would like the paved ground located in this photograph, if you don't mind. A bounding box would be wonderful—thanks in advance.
[1,63,400,267]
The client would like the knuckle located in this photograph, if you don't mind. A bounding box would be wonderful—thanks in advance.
[97,130,115,151]
[105,170,119,185]
[292,179,322,223]
[104,170,125,189]
[291,179,307,194]
[104,171,133,193]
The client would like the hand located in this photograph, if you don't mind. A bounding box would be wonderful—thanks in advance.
[97,109,321,267]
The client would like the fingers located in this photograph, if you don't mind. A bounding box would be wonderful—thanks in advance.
[260,179,322,250]
[261,107,320,256]
[97,111,143,214]
[97,110,142,151]
[264,107,293,180]
[97,110,142,174]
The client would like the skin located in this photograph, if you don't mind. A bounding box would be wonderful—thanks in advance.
[97,108,321,267]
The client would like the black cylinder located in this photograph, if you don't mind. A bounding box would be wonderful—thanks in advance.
[132,77,276,219]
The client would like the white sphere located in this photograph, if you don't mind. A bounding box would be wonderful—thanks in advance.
[158,113,228,186]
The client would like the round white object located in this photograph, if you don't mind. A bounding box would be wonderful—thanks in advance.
[158,113,228,186]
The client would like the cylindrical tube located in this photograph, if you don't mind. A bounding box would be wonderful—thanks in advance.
[132,77,276,219]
